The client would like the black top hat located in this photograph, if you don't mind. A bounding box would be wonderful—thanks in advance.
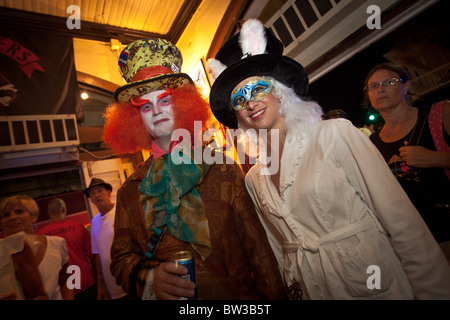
[208,19,309,129]
[83,178,113,197]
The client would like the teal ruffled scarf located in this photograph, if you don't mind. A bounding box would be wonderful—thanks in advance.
[139,148,211,260]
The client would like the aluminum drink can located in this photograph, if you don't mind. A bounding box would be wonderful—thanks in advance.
[172,250,197,300]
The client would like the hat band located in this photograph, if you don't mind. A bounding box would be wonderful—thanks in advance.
[131,66,174,82]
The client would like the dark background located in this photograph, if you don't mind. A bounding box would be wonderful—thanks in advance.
[308,0,449,128]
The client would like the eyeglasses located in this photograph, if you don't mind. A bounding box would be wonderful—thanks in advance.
[230,78,273,111]
[366,78,405,91]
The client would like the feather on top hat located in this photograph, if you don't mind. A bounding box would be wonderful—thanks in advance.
[208,19,309,129]
[114,38,193,102]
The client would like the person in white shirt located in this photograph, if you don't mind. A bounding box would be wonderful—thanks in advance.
[207,19,450,299]
[84,178,127,300]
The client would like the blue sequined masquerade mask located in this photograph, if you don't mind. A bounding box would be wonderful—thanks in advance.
[230,78,273,111]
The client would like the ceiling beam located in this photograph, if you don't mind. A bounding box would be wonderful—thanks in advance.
[77,71,119,93]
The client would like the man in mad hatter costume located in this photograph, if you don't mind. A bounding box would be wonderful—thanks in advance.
[103,38,286,300]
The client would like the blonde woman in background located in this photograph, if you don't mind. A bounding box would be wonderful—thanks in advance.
[0,195,74,299]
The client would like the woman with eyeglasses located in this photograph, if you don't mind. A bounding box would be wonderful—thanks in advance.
[208,19,450,299]
[366,63,450,247]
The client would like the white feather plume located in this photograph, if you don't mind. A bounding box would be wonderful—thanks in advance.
[207,58,227,82]
[239,19,267,57]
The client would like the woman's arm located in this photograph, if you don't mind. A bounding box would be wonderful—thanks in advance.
[13,242,48,300]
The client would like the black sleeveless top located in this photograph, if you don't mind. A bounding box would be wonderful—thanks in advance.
[370,106,450,242]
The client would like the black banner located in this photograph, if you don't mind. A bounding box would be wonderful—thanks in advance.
[0,26,81,118]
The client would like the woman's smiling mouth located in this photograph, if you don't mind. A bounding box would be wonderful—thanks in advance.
[250,109,265,121]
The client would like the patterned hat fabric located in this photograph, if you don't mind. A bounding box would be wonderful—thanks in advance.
[114,38,193,102]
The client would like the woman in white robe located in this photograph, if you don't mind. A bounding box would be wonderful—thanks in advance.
[207,19,450,299]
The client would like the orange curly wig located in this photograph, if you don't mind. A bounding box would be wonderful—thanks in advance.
[103,84,216,154]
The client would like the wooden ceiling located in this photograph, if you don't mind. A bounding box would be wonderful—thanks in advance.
[0,0,204,44]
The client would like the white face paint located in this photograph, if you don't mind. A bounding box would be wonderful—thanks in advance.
[139,90,175,140]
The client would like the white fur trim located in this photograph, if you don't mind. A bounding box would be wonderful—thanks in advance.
[207,58,227,82]
[239,19,267,57]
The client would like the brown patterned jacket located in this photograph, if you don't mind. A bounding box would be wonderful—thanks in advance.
[110,155,287,299]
